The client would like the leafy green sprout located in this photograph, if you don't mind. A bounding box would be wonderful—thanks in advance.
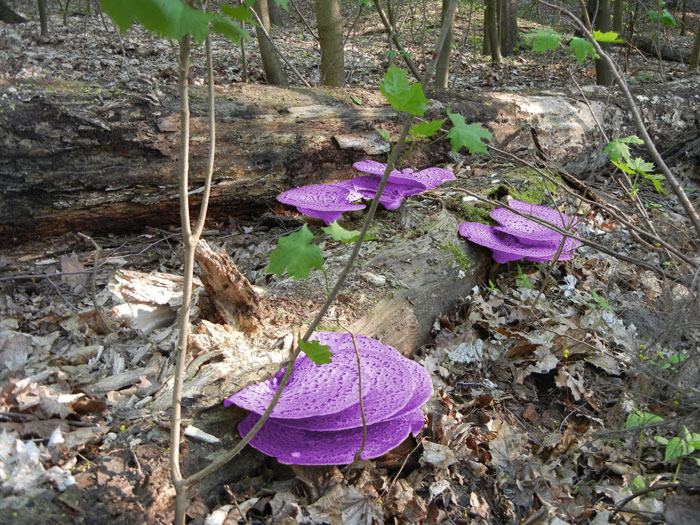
[653,426,700,481]
[588,290,614,313]
[515,264,532,290]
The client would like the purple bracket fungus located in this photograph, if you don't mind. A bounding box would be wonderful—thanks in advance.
[276,184,366,224]
[353,160,455,190]
[225,332,432,465]
[331,176,422,210]
[459,199,581,263]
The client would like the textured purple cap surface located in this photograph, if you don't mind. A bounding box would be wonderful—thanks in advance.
[238,408,424,465]
[277,184,366,224]
[458,221,579,263]
[332,177,422,210]
[353,160,454,190]
[491,199,578,242]
[276,336,432,431]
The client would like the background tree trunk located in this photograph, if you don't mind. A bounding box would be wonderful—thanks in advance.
[498,0,519,57]
[435,0,455,88]
[253,0,288,86]
[690,24,700,71]
[485,0,501,64]
[594,0,613,86]
[0,0,27,23]
[38,0,48,38]
[267,0,283,27]
[315,0,345,86]
[612,0,624,35]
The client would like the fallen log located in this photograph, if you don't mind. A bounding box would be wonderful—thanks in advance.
[1,78,698,245]
[631,35,691,64]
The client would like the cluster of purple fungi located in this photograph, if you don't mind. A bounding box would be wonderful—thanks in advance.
[276,160,456,224]
[225,333,432,465]
[227,166,581,466]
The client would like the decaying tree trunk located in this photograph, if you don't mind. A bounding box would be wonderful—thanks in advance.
[1,79,699,245]
[631,35,692,64]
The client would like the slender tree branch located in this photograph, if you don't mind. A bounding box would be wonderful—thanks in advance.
[372,0,423,80]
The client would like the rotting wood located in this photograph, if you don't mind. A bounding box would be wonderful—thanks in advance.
[1,79,698,245]
[194,239,263,333]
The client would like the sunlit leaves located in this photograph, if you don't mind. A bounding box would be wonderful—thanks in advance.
[593,30,624,43]
[103,0,250,43]
[569,37,597,64]
[605,135,644,162]
[409,119,446,141]
[625,409,663,429]
[523,29,563,52]
[445,109,493,155]
[298,336,333,365]
[266,224,324,280]
[380,64,428,116]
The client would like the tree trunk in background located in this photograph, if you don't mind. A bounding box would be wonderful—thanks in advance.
[0,0,27,23]
[690,24,700,71]
[315,0,345,86]
[253,0,288,86]
[38,0,48,38]
[268,0,283,27]
[435,0,455,88]
[485,0,501,64]
[594,0,613,86]
[498,0,518,56]
[612,0,624,35]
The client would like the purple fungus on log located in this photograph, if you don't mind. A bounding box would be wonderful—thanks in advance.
[226,332,432,465]
[352,160,455,190]
[276,184,365,224]
[459,217,580,264]
[491,199,579,244]
[332,176,422,210]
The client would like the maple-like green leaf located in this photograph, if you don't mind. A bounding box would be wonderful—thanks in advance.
[604,135,643,162]
[445,109,493,155]
[569,37,597,64]
[593,30,624,43]
[409,119,446,141]
[298,336,333,365]
[627,157,655,174]
[524,29,564,52]
[266,224,324,280]
[380,64,428,116]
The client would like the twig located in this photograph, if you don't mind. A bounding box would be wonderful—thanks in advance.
[77,232,115,333]
[343,330,367,470]
[382,436,424,499]
[609,482,680,519]
[289,0,318,42]
[372,0,423,80]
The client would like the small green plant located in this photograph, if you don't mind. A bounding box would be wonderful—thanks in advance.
[605,136,666,196]
[589,290,614,313]
[646,0,677,27]
[515,264,532,289]
[651,351,688,371]
[654,426,700,481]
[486,279,501,293]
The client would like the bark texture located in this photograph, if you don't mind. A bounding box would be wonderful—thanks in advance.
[1,79,699,244]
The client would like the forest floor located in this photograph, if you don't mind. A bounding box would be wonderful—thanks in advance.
[1,1,700,524]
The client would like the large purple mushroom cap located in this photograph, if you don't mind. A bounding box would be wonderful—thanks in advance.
[228,332,432,465]
[353,160,455,190]
[332,176,422,210]
[459,221,580,263]
[238,408,424,465]
[276,184,366,224]
[491,199,578,243]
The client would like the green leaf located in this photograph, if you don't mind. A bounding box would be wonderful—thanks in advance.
[212,16,250,42]
[632,476,646,491]
[380,64,428,116]
[593,30,624,43]
[569,37,597,64]
[625,409,663,429]
[409,119,446,141]
[641,172,667,194]
[351,95,363,105]
[321,222,375,243]
[374,127,391,142]
[664,436,693,461]
[221,2,256,23]
[298,336,333,365]
[266,224,324,279]
[523,29,564,52]
[445,109,493,155]
[627,157,655,174]
[604,135,643,162]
